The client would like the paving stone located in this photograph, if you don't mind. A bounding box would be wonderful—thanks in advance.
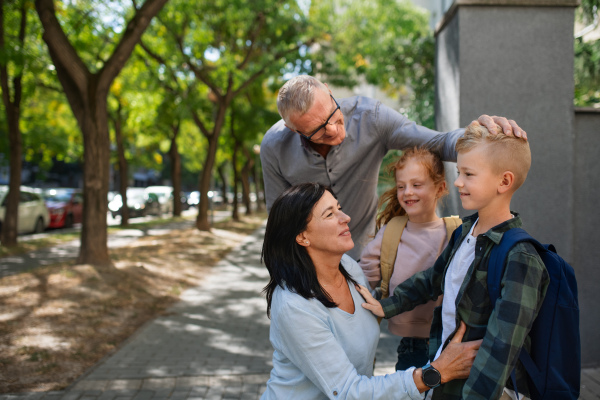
[104,381,141,391]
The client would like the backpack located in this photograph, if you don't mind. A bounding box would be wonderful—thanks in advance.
[379,215,462,299]
[486,227,581,400]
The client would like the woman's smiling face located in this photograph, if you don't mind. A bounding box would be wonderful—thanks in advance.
[298,190,353,256]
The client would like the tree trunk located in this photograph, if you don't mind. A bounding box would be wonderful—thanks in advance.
[78,98,112,265]
[113,107,129,225]
[0,107,22,247]
[253,159,264,212]
[240,159,252,216]
[231,140,240,221]
[0,0,26,247]
[170,122,182,217]
[195,100,228,231]
[217,161,229,207]
[35,0,168,266]
[195,131,219,230]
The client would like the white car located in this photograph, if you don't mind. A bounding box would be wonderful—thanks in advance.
[0,185,50,234]
[144,186,174,215]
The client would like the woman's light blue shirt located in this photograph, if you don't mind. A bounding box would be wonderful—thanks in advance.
[261,255,423,400]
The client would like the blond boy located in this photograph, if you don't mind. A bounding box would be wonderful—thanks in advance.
[358,123,549,399]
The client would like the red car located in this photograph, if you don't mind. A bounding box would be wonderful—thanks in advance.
[43,188,83,228]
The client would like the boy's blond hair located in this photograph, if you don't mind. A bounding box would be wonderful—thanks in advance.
[456,123,531,191]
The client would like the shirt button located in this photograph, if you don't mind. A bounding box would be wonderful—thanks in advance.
[332,183,336,187]
[333,391,338,396]
[329,169,332,172]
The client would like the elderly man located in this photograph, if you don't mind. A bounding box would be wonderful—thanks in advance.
[260,75,525,260]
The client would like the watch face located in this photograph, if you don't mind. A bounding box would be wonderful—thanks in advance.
[423,367,441,388]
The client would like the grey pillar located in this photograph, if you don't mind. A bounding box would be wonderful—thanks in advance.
[434,0,599,366]
[573,108,600,367]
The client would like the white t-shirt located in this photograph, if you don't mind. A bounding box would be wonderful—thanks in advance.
[432,220,478,362]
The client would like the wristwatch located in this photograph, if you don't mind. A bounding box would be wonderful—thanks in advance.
[422,364,442,389]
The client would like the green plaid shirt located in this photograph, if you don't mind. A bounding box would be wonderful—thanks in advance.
[380,213,549,399]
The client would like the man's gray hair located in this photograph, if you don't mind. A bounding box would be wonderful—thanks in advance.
[277,75,329,125]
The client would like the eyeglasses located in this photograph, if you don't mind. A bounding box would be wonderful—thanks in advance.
[296,95,340,141]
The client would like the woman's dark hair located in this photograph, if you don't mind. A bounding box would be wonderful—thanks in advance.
[262,183,357,317]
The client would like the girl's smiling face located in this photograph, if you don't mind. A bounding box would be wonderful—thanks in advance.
[396,158,445,223]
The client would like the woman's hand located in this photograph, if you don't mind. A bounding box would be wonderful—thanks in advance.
[474,115,527,140]
[355,284,384,318]
[412,321,481,393]
[432,321,481,383]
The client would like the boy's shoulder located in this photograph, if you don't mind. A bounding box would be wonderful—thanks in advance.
[500,240,543,267]
[489,212,541,258]
[484,212,545,268]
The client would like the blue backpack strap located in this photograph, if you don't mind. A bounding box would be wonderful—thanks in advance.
[488,227,536,399]
[487,228,532,303]
[451,224,463,245]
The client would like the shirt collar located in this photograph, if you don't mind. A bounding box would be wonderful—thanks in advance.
[462,212,523,245]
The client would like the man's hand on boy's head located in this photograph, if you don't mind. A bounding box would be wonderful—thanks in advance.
[355,284,385,318]
[474,114,528,140]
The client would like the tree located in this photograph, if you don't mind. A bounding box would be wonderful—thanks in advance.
[225,83,278,218]
[575,0,600,107]
[108,56,172,225]
[133,47,194,217]
[142,0,314,231]
[309,0,435,127]
[109,93,131,224]
[34,0,168,265]
[0,0,41,246]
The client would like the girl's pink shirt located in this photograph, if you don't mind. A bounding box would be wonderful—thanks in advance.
[359,218,449,338]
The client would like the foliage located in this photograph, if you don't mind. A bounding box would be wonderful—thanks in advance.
[574,38,600,107]
[580,0,600,20]
[575,0,600,107]
[22,90,81,170]
[139,0,316,228]
[0,0,81,174]
[51,0,130,73]
[309,0,435,127]
[109,56,167,175]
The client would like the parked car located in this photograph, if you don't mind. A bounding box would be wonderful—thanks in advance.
[42,188,83,228]
[108,188,161,218]
[179,191,190,211]
[208,190,224,205]
[144,186,174,215]
[107,191,118,203]
[187,191,200,208]
[0,185,49,234]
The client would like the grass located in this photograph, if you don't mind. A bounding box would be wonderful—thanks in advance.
[0,212,203,257]
[0,234,81,257]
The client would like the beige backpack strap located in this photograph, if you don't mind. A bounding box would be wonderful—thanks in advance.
[380,215,409,300]
[443,216,462,241]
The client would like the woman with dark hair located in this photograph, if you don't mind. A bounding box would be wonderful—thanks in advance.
[261,183,482,399]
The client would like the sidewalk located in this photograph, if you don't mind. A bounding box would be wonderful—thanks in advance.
[1,223,599,399]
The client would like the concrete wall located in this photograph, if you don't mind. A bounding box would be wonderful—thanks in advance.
[435,0,600,366]
[435,12,461,216]
[435,2,577,261]
[573,108,600,367]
